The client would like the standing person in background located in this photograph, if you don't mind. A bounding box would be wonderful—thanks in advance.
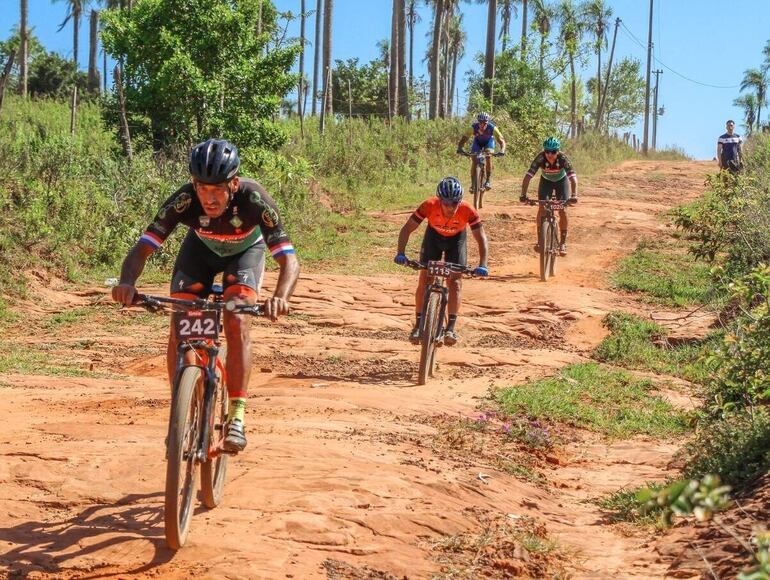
[717,120,743,174]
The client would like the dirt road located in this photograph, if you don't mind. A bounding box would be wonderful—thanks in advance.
[0,160,711,579]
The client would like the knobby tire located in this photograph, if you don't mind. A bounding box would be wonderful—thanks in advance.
[418,293,442,385]
[474,163,484,210]
[549,220,559,277]
[165,366,204,549]
[200,354,229,509]
[539,219,554,282]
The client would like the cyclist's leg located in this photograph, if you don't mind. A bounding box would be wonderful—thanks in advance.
[484,140,495,188]
[535,178,551,250]
[221,243,264,430]
[443,231,466,345]
[469,140,482,190]
[555,177,569,252]
[168,231,219,387]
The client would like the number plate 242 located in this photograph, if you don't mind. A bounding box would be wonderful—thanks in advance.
[173,310,219,340]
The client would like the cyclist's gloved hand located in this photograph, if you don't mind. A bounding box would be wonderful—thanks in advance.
[499,150,506,156]
[473,265,489,278]
[394,253,408,266]
[456,146,465,155]
[568,196,578,205]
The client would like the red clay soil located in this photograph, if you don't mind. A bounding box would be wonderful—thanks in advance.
[1,160,744,579]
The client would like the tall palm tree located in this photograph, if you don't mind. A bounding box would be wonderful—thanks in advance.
[406,0,421,92]
[734,94,757,136]
[56,0,86,66]
[298,0,306,119]
[447,12,465,117]
[557,0,585,138]
[312,0,322,116]
[389,0,399,118]
[321,0,333,118]
[428,0,445,119]
[762,38,770,72]
[19,0,28,97]
[531,0,553,82]
[397,0,408,117]
[484,0,497,103]
[87,8,100,92]
[740,67,768,131]
[584,0,612,129]
[498,0,516,52]
[520,0,528,59]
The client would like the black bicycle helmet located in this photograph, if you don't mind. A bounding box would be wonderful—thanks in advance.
[189,138,241,184]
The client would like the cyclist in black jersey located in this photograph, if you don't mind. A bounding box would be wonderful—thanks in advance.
[112,139,300,453]
[520,137,578,255]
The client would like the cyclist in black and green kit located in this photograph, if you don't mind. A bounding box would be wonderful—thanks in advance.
[520,137,578,255]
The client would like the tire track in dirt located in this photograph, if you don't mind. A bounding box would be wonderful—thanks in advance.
[0,160,710,579]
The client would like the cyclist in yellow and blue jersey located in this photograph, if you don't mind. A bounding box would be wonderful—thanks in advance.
[456,112,507,192]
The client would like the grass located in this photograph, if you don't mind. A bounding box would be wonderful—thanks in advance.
[495,363,689,439]
[594,311,718,384]
[598,484,666,526]
[0,341,103,378]
[612,239,711,306]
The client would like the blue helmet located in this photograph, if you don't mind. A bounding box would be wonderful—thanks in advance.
[189,138,240,184]
[543,136,561,152]
[477,111,491,123]
[436,176,463,202]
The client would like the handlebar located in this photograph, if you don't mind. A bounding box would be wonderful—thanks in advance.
[458,150,505,158]
[401,258,478,277]
[133,294,265,316]
[523,198,576,208]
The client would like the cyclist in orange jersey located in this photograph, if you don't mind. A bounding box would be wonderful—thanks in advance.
[395,177,489,346]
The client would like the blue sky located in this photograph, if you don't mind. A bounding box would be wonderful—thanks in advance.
[5,0,770,159]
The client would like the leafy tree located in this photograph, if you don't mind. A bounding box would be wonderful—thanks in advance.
[101,0,298,153]
[530,0,555,83]
[557,0,586,138]
[583,0,612,128]
[28,51,88,97]
[0,27,46,88]
[585,57,644,131]
[734,93,757,135]
[331,57,388,117]
[740,67,768,131]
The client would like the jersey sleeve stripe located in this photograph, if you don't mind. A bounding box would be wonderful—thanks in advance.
[412,210,426,222]
[139,232,163,249]
[269,241,296,257]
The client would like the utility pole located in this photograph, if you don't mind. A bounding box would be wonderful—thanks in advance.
[596,17,620,132]
[652,69,662,150]
[642,0,654,154]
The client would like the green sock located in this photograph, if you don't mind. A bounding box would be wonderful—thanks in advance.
[228,397,246,424]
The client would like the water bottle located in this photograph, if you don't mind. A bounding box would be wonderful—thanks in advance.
[105,277,119,288]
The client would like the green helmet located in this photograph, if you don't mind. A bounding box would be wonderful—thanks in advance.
[543,136,561,152]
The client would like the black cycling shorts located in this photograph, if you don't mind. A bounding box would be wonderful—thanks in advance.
[171,229,265,297]
[538,176,569,201]
[420,227,467,266]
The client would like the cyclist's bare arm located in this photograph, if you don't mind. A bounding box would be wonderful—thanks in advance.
[717,143,723,166]
[569,175,578,197]
[472,224,489,267]
[521,174,533,197]
[397,216,421,254]
[457,135,469,149]
[112,242,155,306]
[264,252,300,321]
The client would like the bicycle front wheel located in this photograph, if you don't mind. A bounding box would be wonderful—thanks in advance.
[200,355,229,509]
[165,365,204,550]
[418,292,442,385]
[549,220,559,277]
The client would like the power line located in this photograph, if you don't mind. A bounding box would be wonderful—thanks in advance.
[619,22,740,89]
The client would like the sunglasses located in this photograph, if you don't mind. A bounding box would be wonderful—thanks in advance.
[545,150,558,154]
[440,199,461,206]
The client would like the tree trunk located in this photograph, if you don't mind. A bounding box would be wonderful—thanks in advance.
[299,0,306,119]
[429,0,444,120]
[408,1,415,92]
[88,10,100,93]
[449,46,459,117]
[595,43,601,129]
[483,0,497,103]
[19,0,28,97]
[570,56,577,138]
[0,50,17,112]
[113,66,133,161]
[389,0,399,119]
[73,1,81,67]
[321,0,333,118]
[521,0,528,59]
[397,0,409,118]
[312,0,322,116]
[539,33,546,81]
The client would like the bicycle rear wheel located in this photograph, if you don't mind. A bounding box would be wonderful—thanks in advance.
[200,354,229,509]
[418,293,441,385]
[165,365,204,550]
[539,219,554,282]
